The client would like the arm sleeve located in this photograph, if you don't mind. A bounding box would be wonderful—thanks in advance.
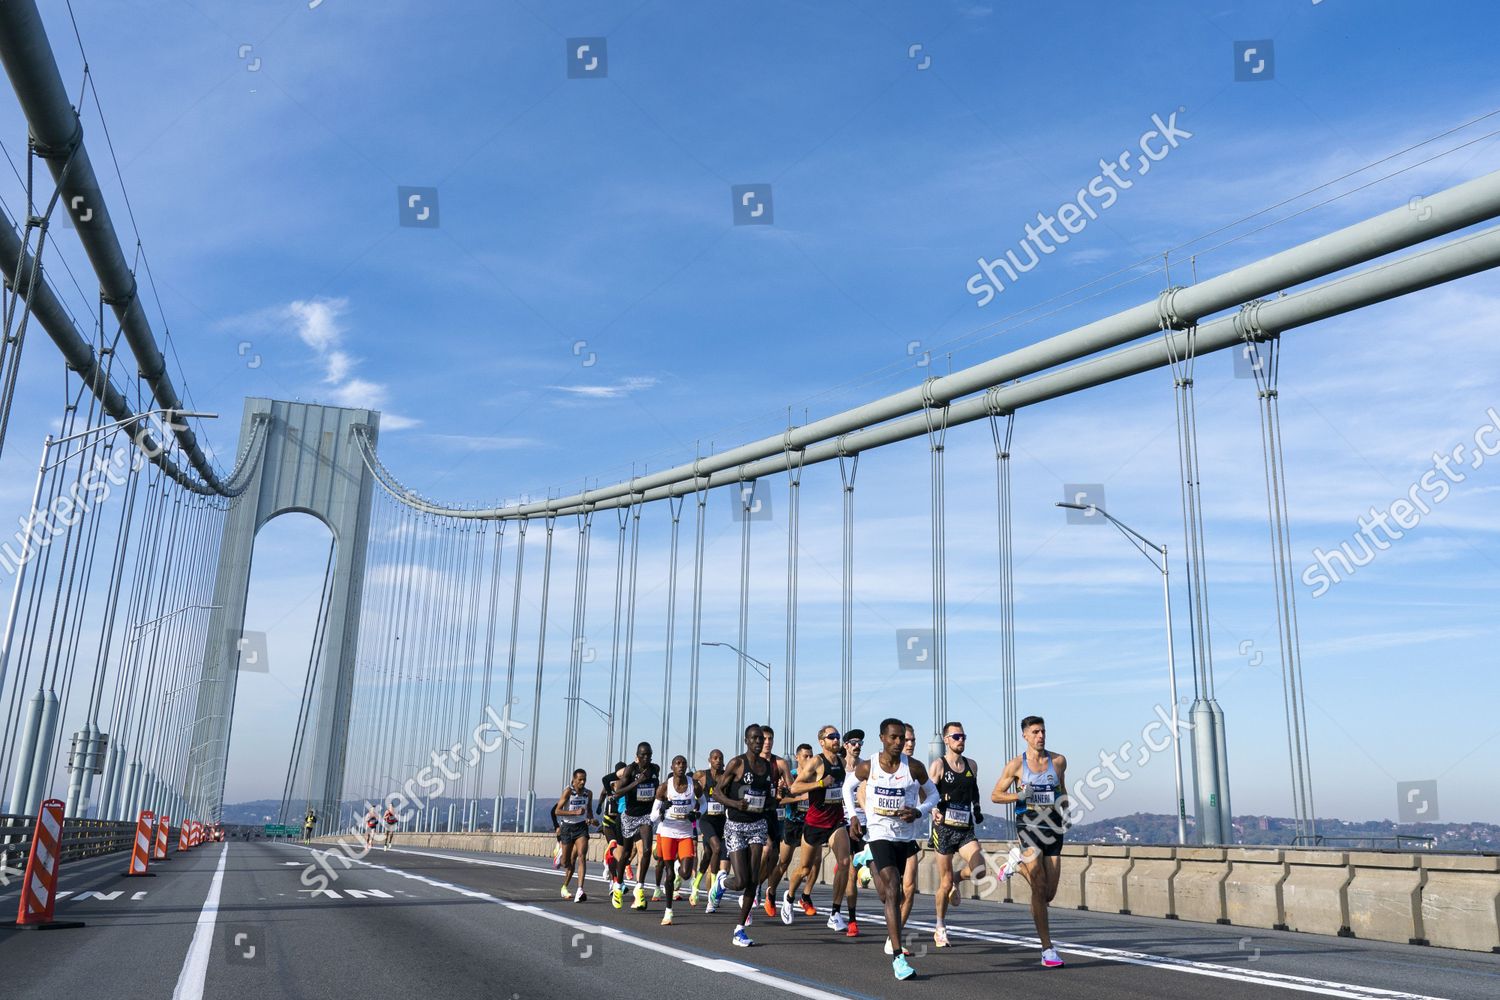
[650,797,664,824]
[842,776,860,816]
[916,779,939,819]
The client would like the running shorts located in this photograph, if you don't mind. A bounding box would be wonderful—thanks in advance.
[622,812,652,841]
[558,822,589,846]
[1018,822,1065,858]
[699,812,725,843]
[656,835,695,861]
[765,810,783,845]
[782,819,804,849]
[933,823,978,856]
[600,815,623,842]
[868,838,919,872]
[801,823,841,849]
[724,818,768,854]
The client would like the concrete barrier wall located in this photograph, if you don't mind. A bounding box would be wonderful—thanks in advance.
[348,831,1498,953]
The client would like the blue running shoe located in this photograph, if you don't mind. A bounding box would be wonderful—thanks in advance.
[893,955,915,980]
[732,928,753,948]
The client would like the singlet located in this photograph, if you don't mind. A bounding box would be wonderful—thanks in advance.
[1017,751,1061,826]
[600,777,621,820]
[863,755,919,843]
[804,753,846,829]
[726,755,773,824]
[657,776,697,839]
[383,811,396,825]
[936,755,980,828]
[702,769,727,816]
[623,763,660,817]
[783,765,809,822]
[366,813,377,828]
[559,790,590,825]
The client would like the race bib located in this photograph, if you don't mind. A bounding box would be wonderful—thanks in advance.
[795,799,809,814]
[1028,788,1055,806]
[872,785,907,817]
[706,800,726,815]
[942,804,972,827]
[635,783,656,801]
[667,804,691,820]
[742,791,767,813]
[824,780,843,799]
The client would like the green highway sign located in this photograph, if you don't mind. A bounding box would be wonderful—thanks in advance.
[263,824,298,837]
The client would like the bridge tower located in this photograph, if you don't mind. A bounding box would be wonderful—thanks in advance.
[184,398,378,831]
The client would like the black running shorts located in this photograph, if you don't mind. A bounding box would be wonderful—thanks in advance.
[868,838,918,872]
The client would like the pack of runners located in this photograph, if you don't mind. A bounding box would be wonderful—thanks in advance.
[550,715,1070,980]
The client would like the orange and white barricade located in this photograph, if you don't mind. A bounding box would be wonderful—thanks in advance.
[190,820,201,847]
[178,820,190,852]
[124,810,155,876]
[153,814,171,860]
[14,798,82,930]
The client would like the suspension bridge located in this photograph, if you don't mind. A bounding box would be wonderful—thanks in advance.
[2,1,1499,997]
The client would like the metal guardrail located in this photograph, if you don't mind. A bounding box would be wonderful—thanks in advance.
[1,812,138,879]
[1289,834,1441,850]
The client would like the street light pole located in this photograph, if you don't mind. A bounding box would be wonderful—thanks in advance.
[702,642,772,730]
[1056,501,1188,845]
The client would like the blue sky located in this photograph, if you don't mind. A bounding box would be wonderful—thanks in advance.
[2,0,1499,825]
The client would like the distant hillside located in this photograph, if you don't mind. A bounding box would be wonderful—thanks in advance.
[1069,811,1499,852]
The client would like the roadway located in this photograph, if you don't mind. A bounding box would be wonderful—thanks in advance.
[2,839,1498,999]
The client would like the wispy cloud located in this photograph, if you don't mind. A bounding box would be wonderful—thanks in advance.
[549,376,659,400]
[281,298,420,430]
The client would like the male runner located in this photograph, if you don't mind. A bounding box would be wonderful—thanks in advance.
[903,723,917,758]
[303,806,317,843]
[992,714,1068,969]
[364,805,379,847]
[600,762,626,898]
[838,728,868,935]
[757,725,794,908]
[709,723,774,947]
[786,724,852,931]
[763,742,812,921]
[692,749,728,911]
[556,769,595,902]
[382,804,398,849]
[855,719,936,980]
[612,744,660,910]
[929,721,993,947]
[650,754,701,925]
[850,730,918,930]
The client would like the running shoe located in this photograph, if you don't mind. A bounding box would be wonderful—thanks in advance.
[625,863,635,882]
[779,890,794,925]
[857,866,874,889]
[711,871,728,906]
[705,896,719,914]
[933,926,950,948]
[768,892,781,920]
[559,884,571,899]
[883,939,914,957]
[652,884,665,902]
[1042,947,1064,968]
[999,845,1023,882]
[611,885,623,909]
[553,845,563,869]
[846,919,859,937]
[826,912,848,932]
[892,955,915,981]
[574,887,586,903]
[744,905,753,927]
[799,895,817,917]
[633,886,647,910]
[661,907,674,926]
[851,846,873,869]
[690,872,702,906]
[732,928,753,948]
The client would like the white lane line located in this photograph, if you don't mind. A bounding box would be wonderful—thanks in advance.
[170,844,229,1000]
[380,847,1454,1000]
[278,844,853,1000]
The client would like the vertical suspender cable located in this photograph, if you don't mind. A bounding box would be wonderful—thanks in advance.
[605,505,628,765]
[989,410,1019,799]
[618,499,642,760]
[686,476,707,766]
[783,442,804,742]
[476,520,505,826]
[659,496,683,758]
[499,518,527,830]
[524,515,556,831]
[735,478,753,734]
[924,382,951,751]
[837,451,858,732]
[564,510,593,772]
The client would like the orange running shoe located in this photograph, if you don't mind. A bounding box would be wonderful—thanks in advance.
[763,893,777,919]
[799,895,817,917]
[846,919,860,937]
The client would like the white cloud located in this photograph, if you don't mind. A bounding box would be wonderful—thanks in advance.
[278,297,421,430]
[550,376,659,400]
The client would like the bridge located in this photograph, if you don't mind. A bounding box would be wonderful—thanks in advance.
[2,1,1499,997]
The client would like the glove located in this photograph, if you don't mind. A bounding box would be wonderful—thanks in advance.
[974,806,985,825]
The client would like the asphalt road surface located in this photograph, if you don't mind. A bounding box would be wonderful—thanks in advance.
[3,839,1498,999]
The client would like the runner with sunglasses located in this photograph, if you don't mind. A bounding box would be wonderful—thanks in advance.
[838,728,868,935]
[785,724,853,931]
[929,721,993,946]
[691,749,728,911]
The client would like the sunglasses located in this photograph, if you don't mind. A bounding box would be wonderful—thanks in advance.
[821,732,841,741]
[947,733,967,740]
[844,738,863,745]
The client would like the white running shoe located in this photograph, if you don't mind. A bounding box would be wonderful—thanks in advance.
[826,912,848,932]
[574,887,586,903]
[661,908,674,926]
[732,927,753,948]
[883,938,913,957]
[934,926,950,948]
[779,891,794,925]
[1042,947,1064,968]
[1000,845,1024,881]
